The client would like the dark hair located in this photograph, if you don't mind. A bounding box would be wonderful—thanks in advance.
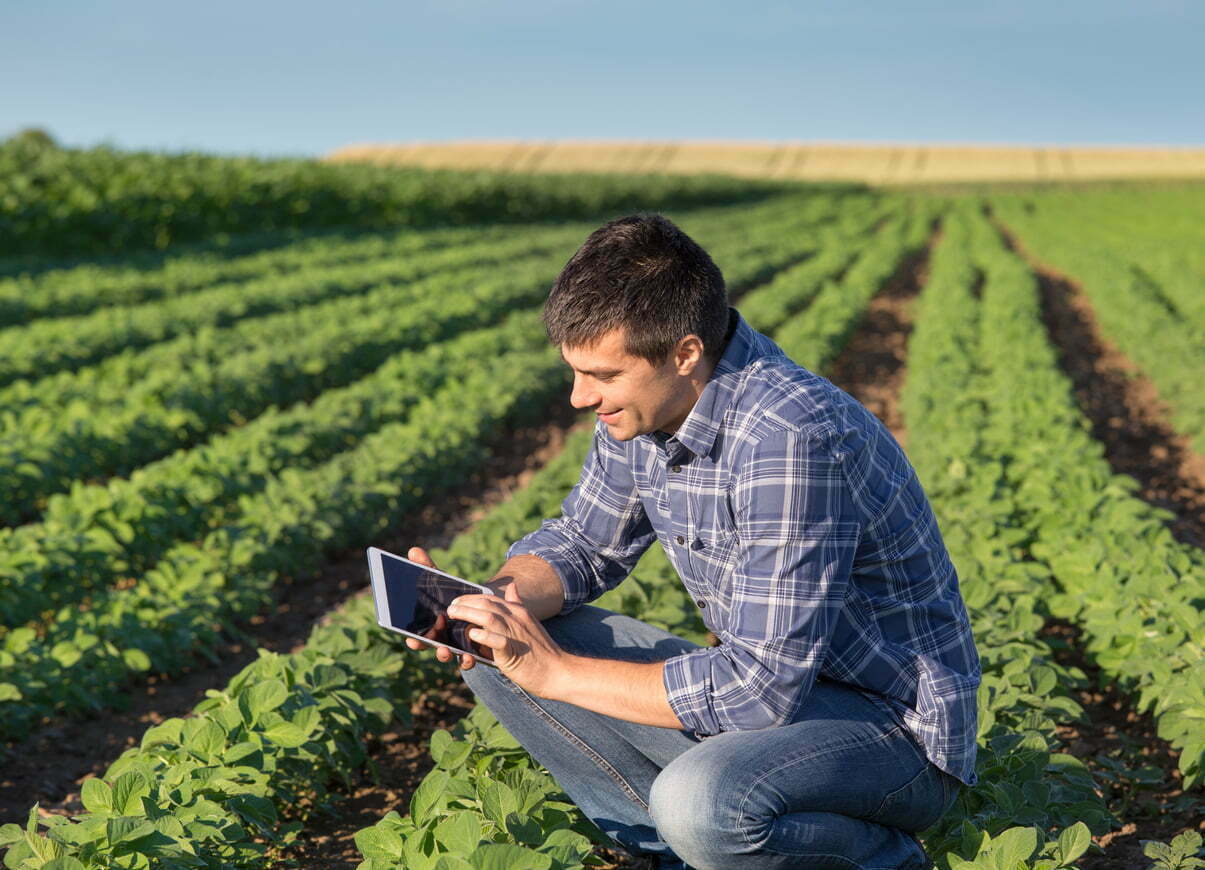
[543,213,729,366]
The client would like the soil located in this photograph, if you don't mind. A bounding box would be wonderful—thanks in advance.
[1041,620,1203,870]
[993,221,1205,550]
[830,220,1204,868]
[826,227,937,449]
[991,219,1205,863]
[0,392,587,824]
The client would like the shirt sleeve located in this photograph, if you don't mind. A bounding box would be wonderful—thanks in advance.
[662,428,861,734]
[507,420,657,616]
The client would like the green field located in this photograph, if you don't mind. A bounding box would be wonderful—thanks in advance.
[0,139,1200,869]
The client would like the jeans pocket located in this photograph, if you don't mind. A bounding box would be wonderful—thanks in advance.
[872,762,950,833]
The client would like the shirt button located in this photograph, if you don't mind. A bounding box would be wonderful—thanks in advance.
[671,464,682,473]
[696,599,707,608]
[676,535,685,545]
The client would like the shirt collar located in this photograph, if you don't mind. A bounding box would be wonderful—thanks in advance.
[652,307,771,460]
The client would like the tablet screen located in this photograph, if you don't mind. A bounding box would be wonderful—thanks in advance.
[379,551,491,659]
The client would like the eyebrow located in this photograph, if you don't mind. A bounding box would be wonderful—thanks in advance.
[559,351,622,378]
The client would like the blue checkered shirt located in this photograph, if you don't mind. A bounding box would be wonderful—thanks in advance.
[508,309,981,785]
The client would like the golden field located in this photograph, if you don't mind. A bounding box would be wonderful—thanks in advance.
[327,140,1205,185]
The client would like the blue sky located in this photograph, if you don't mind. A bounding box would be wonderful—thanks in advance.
[2,0,1201,157]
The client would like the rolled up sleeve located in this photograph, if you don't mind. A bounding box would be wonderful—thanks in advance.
[662,428,860,735]
[508,420,656,616]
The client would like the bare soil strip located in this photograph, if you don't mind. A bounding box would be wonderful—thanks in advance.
[826,228,939,448]
[828,223,1201,866]
[0,393,586,824]
[988,220,1205,863]
[994,222,1205,550]
[1041,620,1201,870]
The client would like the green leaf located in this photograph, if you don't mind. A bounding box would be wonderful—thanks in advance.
[50,641,82,668]
[184,719,226,758]
[353,823,404,860]
[479,780,517,825]
[429,729,453,764]
[0,683,22,701]
[1057,822,1091,864]
[242,678,288,718]
[469,844,552,870]
[43,858,86,870]
[411,771,451,826]
[80,778,114,814]
[433,812,482,855]
[441,740,473,771]
[111,771,150,815]
[105,817,155,845]
[121,648,152,671]
[435,857,476,870]
[262,721,309,748]
[993,826,1039,868]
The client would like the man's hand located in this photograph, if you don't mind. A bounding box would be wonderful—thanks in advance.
[446,581,569,698]
[403,546,480,670]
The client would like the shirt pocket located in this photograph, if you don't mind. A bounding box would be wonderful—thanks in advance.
[687,500,741,587]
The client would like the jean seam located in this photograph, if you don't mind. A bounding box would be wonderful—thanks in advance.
[869,761,932,821]
[500,675,651,811]
[735,724,907,852]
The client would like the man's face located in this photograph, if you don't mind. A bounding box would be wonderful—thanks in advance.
[560,328,705,441]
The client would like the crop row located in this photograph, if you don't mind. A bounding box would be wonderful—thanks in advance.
[0,188,843,366]
[0,220,513,329]
[989,196,1205,454]
[0,197,843,630]
[0,224,589,386]
[0,192,874,526]
[0,252,565,526]
[0,314,548,628]
[0,133,786,258]
[2,198,1115,869]
[0,197,884,729]
[0,196,896,867]
[0,341,572,738]
[897,204,1112,864]
[355,203,1110,870]
[0,187,842,329]
[991,187,1205,331]
[963,211,1205,789]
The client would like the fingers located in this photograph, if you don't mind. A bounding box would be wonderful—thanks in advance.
[408,546,434,567]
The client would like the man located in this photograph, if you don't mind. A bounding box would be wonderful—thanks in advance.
[406,213,980,870]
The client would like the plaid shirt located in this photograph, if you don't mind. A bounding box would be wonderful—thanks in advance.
[509,309,981,785]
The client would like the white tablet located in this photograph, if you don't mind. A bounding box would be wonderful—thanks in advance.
[366,546,499,666]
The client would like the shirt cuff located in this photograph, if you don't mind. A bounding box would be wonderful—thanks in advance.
[662,648,721,736]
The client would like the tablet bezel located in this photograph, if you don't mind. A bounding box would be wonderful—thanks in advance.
[366,545,500,667]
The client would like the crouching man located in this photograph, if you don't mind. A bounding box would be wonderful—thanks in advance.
[406,213,980,870]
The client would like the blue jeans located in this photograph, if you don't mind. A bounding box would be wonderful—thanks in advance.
[460,606,959,870]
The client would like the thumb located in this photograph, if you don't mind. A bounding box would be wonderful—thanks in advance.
[408,546,434,567]
[503,581,523,604]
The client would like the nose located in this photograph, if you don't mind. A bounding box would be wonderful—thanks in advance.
[569,374,599,410]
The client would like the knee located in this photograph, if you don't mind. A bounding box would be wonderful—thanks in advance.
[649,747,764,869]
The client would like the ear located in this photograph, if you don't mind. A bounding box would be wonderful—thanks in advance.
[674,334,705,376]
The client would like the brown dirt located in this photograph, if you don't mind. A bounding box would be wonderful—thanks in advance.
[990,220,1205,863]
[0,392,587,824]
[826,226,937,448]
[994,221,1205,550]
[1041,620,1202,870]
[829,220,1204,867]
